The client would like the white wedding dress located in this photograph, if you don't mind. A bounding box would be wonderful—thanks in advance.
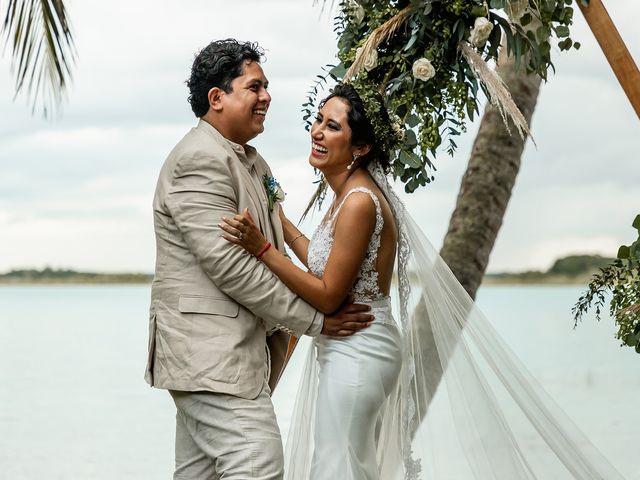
[306,187,402,479]
[284,165,625,480]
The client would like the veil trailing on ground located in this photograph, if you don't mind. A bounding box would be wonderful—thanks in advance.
[284,163,624,479]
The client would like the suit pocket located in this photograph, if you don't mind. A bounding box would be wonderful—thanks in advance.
[178,295,239,317]
[177,295,244,385]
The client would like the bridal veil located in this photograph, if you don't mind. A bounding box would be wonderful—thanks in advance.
[284,163,624,479]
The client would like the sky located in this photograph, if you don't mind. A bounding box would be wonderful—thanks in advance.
[0,0,638,274]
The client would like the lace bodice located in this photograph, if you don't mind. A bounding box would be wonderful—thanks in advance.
[307,187,385,302]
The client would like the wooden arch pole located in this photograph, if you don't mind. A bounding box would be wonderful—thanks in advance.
[577,0,640,118]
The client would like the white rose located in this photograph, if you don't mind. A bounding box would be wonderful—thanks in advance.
[274,186,286,203]
[469,17,494,47]
[412,58,435,81]
[357,46,378,72]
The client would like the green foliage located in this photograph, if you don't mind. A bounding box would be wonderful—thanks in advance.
[306,0,583,193]
[573,215,640,353]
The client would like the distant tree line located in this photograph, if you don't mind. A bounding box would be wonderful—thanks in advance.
[548,255,616,276]
[0,255,615,285]
[485,254,615,283]
[0,267,152,284]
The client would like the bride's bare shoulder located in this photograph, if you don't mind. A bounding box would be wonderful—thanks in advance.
[340,189,378,215]
[333,189,377,231]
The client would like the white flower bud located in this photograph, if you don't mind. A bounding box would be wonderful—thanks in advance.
[412,58,436,81]
[469,16,494,48]
[391,118,405,141]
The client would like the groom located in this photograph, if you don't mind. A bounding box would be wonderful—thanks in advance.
[145,39,373,479]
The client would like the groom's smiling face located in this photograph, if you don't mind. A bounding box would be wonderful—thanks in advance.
[215,60,271,145]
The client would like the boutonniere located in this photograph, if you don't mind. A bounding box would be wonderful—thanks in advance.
[262,173,286,212]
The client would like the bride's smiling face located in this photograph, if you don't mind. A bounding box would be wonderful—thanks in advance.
[309,97,357,173]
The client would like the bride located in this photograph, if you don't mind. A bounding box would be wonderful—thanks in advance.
[221,83,625,479]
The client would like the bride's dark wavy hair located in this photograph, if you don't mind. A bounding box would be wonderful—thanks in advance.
[186,39,264,118]
[320,83,392,173]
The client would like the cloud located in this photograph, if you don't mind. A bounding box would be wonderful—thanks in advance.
[0,0,638,273]
[0,215,155,272]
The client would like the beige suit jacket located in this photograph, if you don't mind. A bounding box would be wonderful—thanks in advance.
[145,120,323,399]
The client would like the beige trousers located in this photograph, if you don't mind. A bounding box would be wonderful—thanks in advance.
[169,383,284,480]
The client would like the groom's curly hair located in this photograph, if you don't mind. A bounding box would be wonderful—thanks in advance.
[187,39,265,117]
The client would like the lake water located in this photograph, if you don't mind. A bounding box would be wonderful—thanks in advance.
[0,285,638,479]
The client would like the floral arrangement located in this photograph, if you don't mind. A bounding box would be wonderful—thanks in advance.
[262,173,286,212]
[304,0,584,193]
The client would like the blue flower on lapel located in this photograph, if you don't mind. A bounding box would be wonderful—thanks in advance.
[262,173,286,212]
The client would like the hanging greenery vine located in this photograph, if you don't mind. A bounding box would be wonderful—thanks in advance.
[574,215,640,353]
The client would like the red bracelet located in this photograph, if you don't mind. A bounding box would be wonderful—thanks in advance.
[256,242,272,260]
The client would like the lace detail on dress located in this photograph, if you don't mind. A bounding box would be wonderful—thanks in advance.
[307,187,385,302]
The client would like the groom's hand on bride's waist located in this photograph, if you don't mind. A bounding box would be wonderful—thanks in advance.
[321,295,373,337]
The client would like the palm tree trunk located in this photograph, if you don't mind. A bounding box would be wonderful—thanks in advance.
[441,53,542,299]
[412,49,542,420]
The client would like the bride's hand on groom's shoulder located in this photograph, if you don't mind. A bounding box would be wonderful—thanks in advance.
[321,295,373,337]
[219,209,267,256]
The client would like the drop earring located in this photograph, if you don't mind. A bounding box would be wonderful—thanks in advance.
[347,153,359,170]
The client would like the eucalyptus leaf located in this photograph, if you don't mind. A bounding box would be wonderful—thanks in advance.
[404,129,418,148]
[399,150,422,168]
[329,63,347,79]
[624,333,638,347]
[406,178,419,193]
[406,113,420,127]
[617,246,630,260]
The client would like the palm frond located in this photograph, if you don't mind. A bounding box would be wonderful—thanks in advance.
[2,0,76,117]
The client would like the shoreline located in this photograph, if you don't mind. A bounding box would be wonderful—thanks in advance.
[481,274,594,286]
[0,276,153,285]
[0,275,594,286]
[0,255,611,287]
